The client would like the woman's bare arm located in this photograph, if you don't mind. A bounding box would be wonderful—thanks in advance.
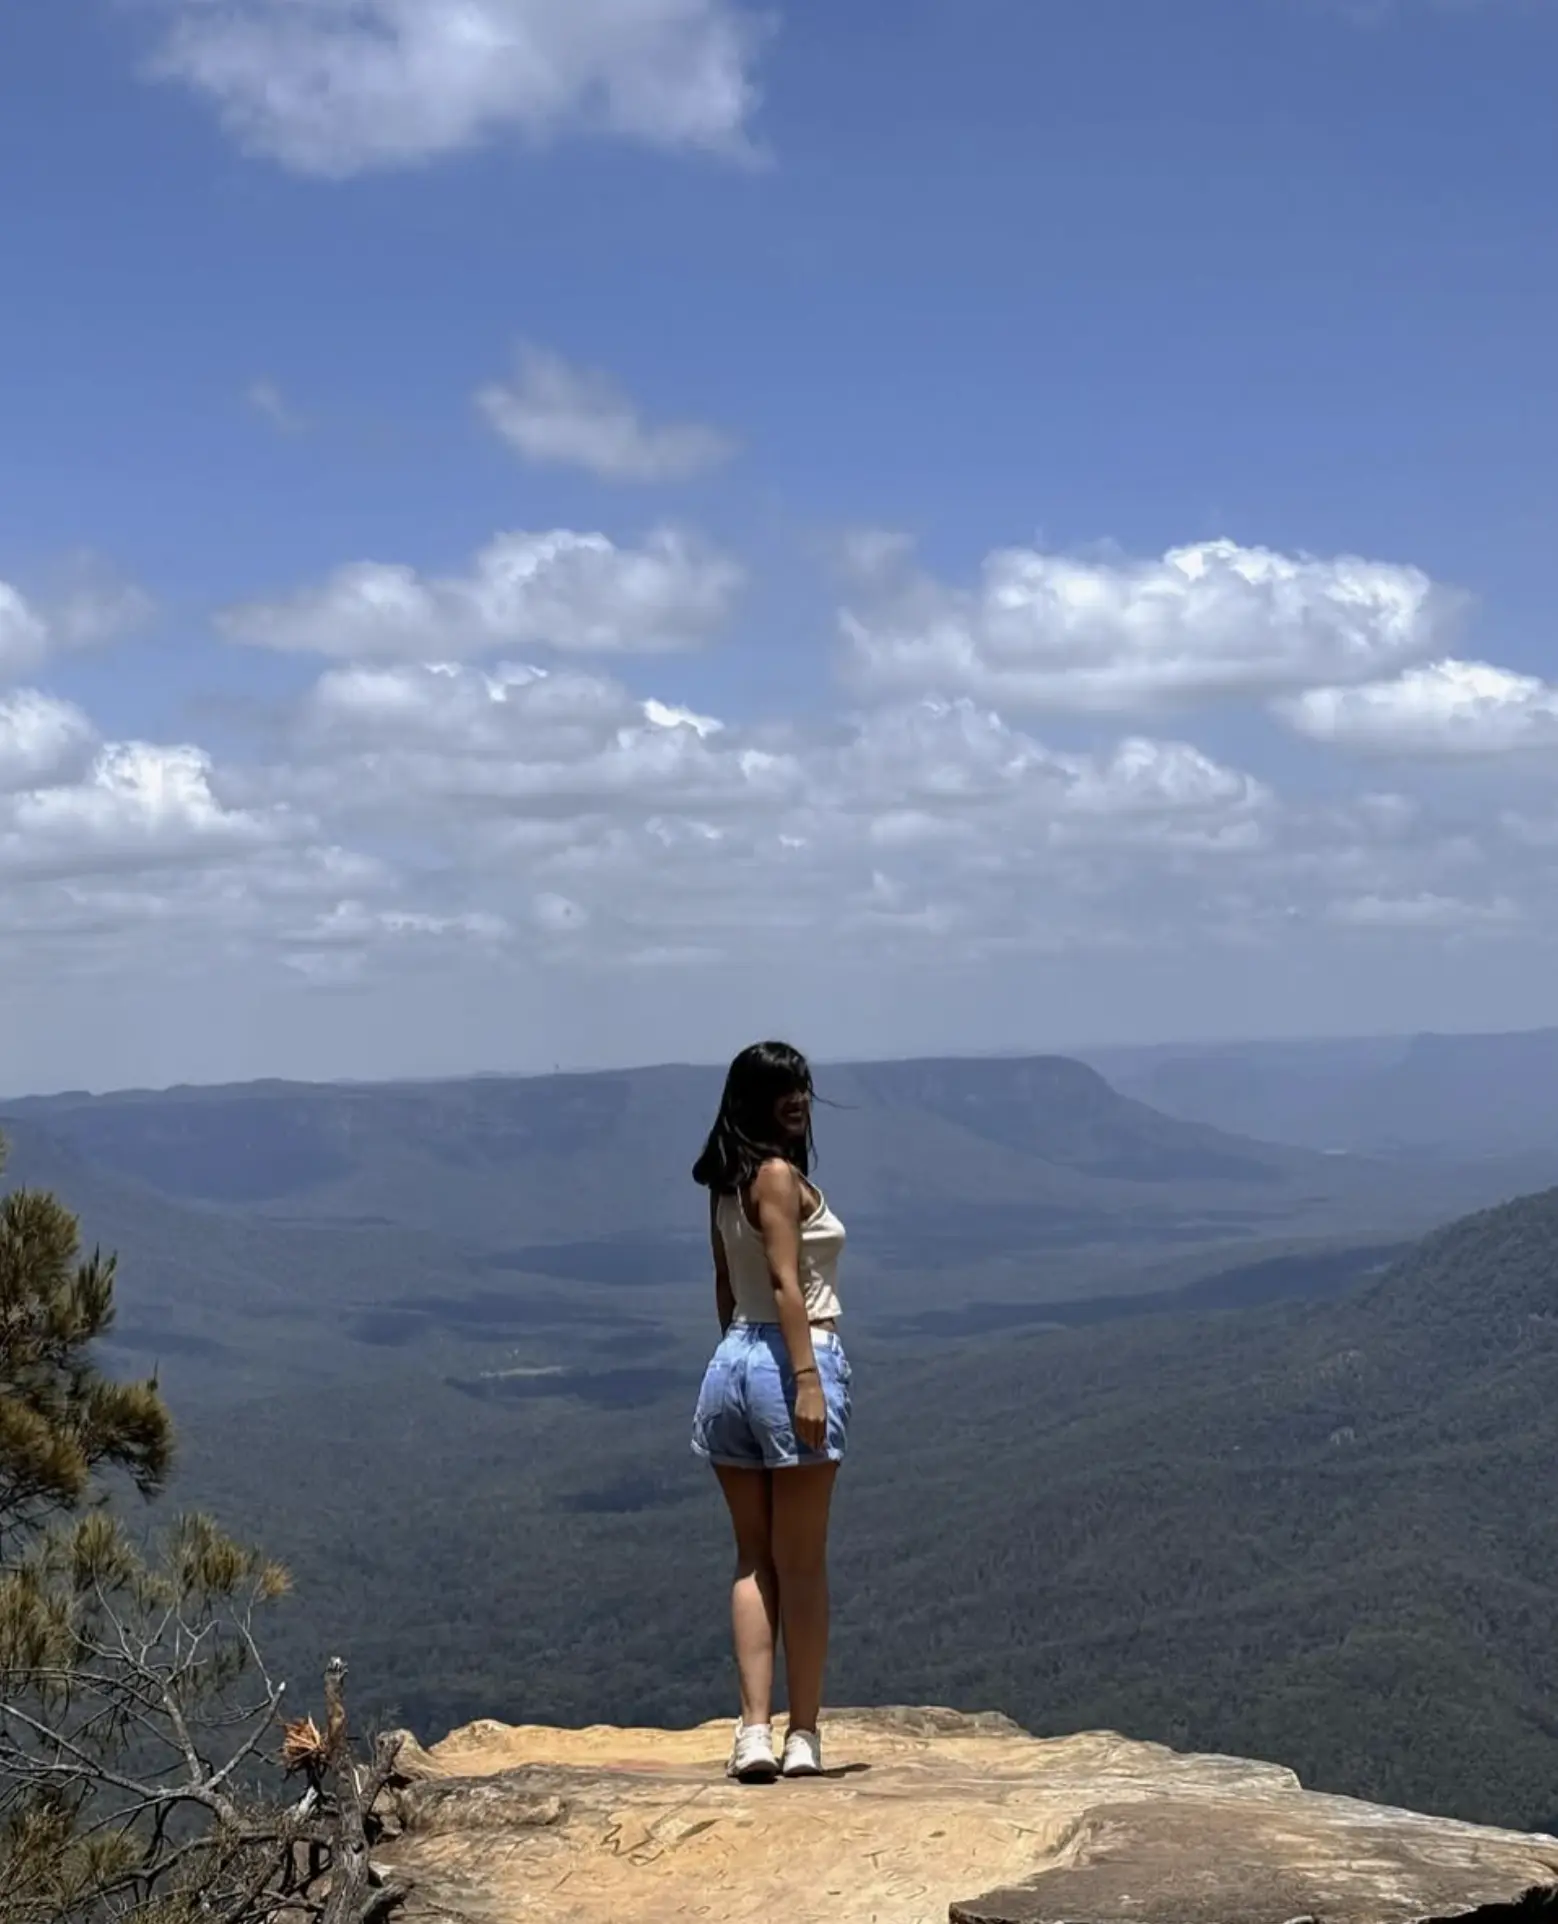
[709,1190,735,1334]
[750,1160,824,1447]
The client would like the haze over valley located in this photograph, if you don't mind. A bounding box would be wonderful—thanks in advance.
[9,1030,1558,1827]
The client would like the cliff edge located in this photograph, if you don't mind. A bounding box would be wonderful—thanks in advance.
[373,1708,1558,1924]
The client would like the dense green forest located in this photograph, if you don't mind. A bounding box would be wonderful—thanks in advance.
[8,1058,1558,1837]
[170,1186,1558,1834]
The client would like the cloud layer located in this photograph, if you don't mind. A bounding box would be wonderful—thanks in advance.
[841,536,1456,715]
[4,523,1544,1031]
[1283,659,1558,755]
[147,0,771,177]
[0,569,154,683]
[0,586,49,683]
[219,528,743,660]
[478,344,735,482]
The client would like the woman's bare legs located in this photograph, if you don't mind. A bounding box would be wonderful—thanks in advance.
[714,1466,779,1727]
[770,1463,838,1735]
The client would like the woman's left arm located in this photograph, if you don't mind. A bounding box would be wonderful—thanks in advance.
[709,1190,735,1333]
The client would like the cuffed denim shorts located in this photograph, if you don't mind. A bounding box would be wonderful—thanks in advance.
[691,1324,852,1471]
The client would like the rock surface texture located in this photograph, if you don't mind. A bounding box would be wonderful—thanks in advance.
[380,1708,1558,1924]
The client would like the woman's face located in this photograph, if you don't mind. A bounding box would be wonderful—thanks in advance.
[772,1085,811,1141]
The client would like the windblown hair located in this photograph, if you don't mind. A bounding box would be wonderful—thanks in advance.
[692,1041,815,1195]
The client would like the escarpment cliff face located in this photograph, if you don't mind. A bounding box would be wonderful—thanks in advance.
[375,1709,1558,1924]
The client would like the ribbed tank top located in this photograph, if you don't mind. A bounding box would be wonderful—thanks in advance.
[717,1182,846,1327]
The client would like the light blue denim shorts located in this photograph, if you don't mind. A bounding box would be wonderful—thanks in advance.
[691,1324,852,1471]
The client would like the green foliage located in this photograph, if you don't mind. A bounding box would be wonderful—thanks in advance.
[177,1185,1558,1834]
[0,1136,174,1549]
[13,1074,1558,1845]
[0,1130,313,1924]
[1,1504,296,1924]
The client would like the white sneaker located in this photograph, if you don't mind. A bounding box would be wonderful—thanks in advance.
[726,1722,778,1784]
[781,1727,823,1778]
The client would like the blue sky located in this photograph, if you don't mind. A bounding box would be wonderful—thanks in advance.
[2,0,1557,1091]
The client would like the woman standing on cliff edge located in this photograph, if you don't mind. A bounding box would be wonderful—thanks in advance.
[691,1041,851,1784]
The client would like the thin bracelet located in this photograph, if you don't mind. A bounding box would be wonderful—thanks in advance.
[794,1364,819,1379]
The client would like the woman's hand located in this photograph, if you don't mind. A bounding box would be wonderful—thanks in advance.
[749,1160,828,1452]
[793,1369,827,1453]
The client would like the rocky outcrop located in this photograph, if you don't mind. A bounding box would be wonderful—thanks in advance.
[377,1708,1558,1924]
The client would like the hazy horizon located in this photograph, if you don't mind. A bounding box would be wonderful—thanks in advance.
[7,1018,1558,1109]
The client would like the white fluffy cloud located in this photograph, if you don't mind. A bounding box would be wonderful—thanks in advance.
[0,744,295,882]
[822,699,1269,849]
[3,652,1551,1013]
[278,899,509,982]
[0,692,98,796]
[840,536,1455,715]
[1282,659,1558,756]
[272,659,799,820]
[0,725,409,990]
[0,569,154,682]
[236,664,1282,967]
[218,528,742,660]
[272,664,1272,862]
[478,344,734,482]
[9,518,1555,1018]
[147,0,770,177]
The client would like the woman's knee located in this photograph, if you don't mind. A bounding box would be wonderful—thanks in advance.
[734,1544,777,1584]
[771,1536,827,1585]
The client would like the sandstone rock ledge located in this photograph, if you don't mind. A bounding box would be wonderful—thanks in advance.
[378,1708,1558,1924]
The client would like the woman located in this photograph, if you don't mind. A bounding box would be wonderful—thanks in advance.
[691,1041,851,1784]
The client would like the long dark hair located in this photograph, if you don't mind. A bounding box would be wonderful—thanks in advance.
[693,1041,815,1195]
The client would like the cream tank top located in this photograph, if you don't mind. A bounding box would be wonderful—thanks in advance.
[717,1181,846,1327]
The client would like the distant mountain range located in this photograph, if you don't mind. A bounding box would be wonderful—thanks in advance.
[10,1049,1558,1828]
[6,1048,1556,1401]
[1088,1027,1558,1157]
[9,1050,1547,1246]
[5,1055,1319,1225]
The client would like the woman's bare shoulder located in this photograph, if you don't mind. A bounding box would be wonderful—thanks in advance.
[750,1158,803,1206]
